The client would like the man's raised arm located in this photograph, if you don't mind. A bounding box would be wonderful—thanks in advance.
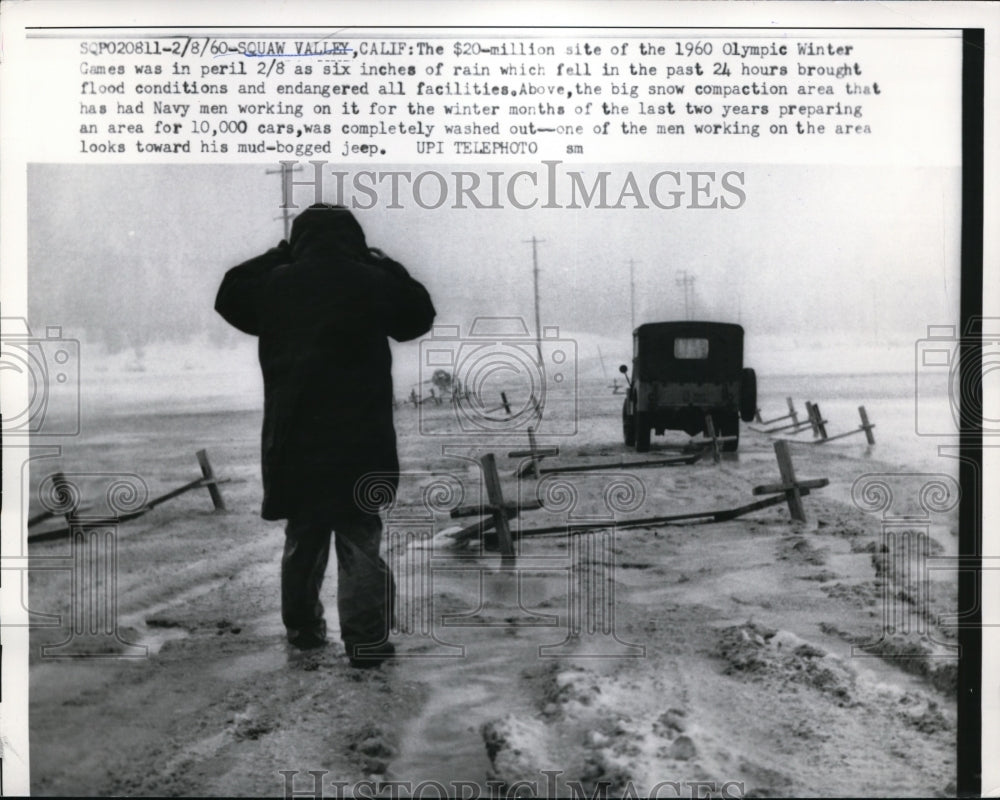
[214,242,290,336]
[367,249,436,342]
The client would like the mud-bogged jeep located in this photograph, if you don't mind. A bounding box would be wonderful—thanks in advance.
[620,321,756,452]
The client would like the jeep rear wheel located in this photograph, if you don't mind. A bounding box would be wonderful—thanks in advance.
[740,368,757,423]
[635,412,652,452]
[721,411,740,452]
[622,398,636,447]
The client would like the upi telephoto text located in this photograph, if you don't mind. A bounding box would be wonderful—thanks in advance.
[69,32,900,159]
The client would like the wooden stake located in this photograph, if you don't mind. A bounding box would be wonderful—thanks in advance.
[196,449,226,511]
[815,406,877,445]
[485,392,513,416]
[773,440,806,522]
[480,453,515,557]
[804,401,818,437]
[811,402,829,440]
[705,414,721,464]
[526,425,541,477]
[860,406,876,444]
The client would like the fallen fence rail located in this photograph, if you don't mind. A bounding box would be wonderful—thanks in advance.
[452,439,827,553]
[537,451,703,475]
[779,405,876,447]
[28,449,229,544]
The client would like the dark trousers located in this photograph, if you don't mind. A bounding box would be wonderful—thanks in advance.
[282,508,395,654]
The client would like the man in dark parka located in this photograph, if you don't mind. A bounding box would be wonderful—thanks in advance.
[215,204,436,664]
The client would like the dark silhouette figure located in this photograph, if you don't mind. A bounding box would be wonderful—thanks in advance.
[215,205,436,665]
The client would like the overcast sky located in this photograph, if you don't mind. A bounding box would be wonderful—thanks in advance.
[27,161,961,353]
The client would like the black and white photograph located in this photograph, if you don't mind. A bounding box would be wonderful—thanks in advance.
[1,3,995,797]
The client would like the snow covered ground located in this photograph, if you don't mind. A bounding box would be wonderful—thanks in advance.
[24,336,959,796]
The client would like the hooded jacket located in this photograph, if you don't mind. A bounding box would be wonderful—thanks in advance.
[215,206,436,520]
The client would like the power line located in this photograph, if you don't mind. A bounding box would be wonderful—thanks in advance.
[265,162,304,240]
[675,270,696,320]
[627,258,638,331]
[524,236,545,367]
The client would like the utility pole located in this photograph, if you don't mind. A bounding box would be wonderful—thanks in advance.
[675,270,696,320]
[524,236,545,367]
[265,162,304,239]
[628,258,638,331]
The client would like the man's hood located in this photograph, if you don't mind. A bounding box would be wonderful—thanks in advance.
[289,204,368,259]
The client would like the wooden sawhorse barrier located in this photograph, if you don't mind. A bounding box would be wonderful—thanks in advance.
[750,398,814,435]
[753,397,799,427]
[28,450,228,544]
[410,388,442,407]
[482,391,513,417]
[508,426,560,478]
[452,440,828,556]
[145,449,227,513]
[804,401,826,438]
[804,404,875,446]
[751,439,828,522]
[448,453,545,557]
